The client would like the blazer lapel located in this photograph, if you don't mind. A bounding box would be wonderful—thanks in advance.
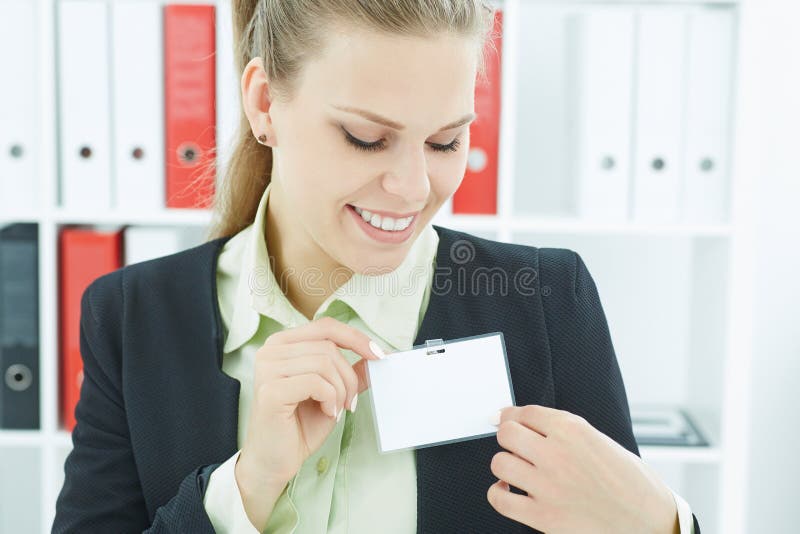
[413,226,551,533]
[208,236,243,461]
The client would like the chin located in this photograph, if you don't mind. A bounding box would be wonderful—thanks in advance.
[347,246,408,276]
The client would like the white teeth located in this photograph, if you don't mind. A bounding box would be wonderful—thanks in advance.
[393,217,412,231]
[351,205,413,232]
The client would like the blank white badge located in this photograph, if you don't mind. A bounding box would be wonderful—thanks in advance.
[365,332,516,454]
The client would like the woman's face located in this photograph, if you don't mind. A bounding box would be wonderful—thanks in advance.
[242,26,478,275]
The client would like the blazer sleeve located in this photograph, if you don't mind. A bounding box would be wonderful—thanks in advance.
[540,249,702,534]
[52,273,221,533]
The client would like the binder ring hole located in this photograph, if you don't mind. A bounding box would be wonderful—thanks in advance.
[132,147,145,160]
[5,364,33,392]
[467,147,488,172]
[601,155,615,170]
[9,144,24,159]
[651,157,666,171]
[177,142,201,165]
[700,158,714,172]
[79,146,92,159]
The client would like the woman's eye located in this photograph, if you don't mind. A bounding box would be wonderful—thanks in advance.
[343,130,385,152]
[429,137,461,153]
[342,128,462,154]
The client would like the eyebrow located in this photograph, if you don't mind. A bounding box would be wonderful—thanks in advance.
[331,104,477,132]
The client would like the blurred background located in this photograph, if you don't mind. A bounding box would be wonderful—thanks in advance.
[1,0,798,532]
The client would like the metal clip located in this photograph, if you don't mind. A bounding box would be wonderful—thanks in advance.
[425,338,446,355]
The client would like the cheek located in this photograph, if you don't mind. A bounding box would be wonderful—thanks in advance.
[279,150,343,210]
[278,173,337,239]
[431,156,468,198]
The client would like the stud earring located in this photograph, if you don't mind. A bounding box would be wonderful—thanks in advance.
[257,134,269,145]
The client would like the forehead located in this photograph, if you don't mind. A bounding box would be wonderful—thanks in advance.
[298,26,478,127]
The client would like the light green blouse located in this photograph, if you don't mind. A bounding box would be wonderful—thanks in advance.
[202,182,440,533]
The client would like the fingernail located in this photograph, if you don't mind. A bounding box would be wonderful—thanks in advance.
[369,340,386,359]
[336,407,343,422]
[349,394,358,413]
[489,410,501,426]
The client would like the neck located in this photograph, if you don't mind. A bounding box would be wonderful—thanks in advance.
[264,181,354,321]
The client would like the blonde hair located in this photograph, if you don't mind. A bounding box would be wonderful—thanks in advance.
[207,0,498,240]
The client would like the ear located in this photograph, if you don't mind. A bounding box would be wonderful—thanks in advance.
[241,56,276,146]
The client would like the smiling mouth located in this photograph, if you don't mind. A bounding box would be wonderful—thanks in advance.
[347,204,419,232]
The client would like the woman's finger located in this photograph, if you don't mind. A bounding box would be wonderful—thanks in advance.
[265,316,386,362]
[270,373,339,418]
[496,419,546,467]
[490,450,538,497]
[487,479,537,528]
[270,340,360,412]
[319,342,360,411]
[271,353,348,413]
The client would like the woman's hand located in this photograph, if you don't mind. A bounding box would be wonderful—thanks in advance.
[487,405,679,534]
[234,317,385,530]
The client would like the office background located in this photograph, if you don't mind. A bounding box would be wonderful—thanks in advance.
[1,0,798,532]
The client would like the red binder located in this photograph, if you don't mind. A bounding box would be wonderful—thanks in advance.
[453,9,503,214]
[164,4,217,209]
[59,228,123,432]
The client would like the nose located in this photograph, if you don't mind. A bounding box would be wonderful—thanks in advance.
[381,146,430,206]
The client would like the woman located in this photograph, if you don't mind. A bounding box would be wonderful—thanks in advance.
[53,1,701,533]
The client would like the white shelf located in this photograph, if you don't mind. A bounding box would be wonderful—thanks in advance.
[439,214,732,237]
[51,208,214,226]
[640,445,722,464]
[0,430,46,447]
[0,212,41,225]
[54,431,72,450]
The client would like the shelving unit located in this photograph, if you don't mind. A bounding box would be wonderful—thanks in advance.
[482,3,745,534]
[0,0,752,533]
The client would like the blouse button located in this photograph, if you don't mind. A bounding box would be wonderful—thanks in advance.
[316,456,329,475]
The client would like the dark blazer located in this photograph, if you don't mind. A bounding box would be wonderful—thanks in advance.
[52,225,701,533]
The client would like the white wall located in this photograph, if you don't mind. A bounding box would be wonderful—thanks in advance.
[737,1,800,531]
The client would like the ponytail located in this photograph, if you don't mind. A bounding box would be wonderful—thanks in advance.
[207,0,273,240]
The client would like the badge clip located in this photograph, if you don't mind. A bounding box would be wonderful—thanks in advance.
[425,338,446,355]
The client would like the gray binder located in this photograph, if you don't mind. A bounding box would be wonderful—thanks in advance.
[0,223,40,429]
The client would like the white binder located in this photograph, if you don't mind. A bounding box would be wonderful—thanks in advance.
[569,7,635,223]
[680,8,735,224]
[112,1,164,211]
[0,1,37,213]
[123,226,207,266]
[631,9,688,224]
[215,0,239,189]
[57,0,112,209]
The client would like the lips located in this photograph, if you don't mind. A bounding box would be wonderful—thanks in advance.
[346,203,418,244]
